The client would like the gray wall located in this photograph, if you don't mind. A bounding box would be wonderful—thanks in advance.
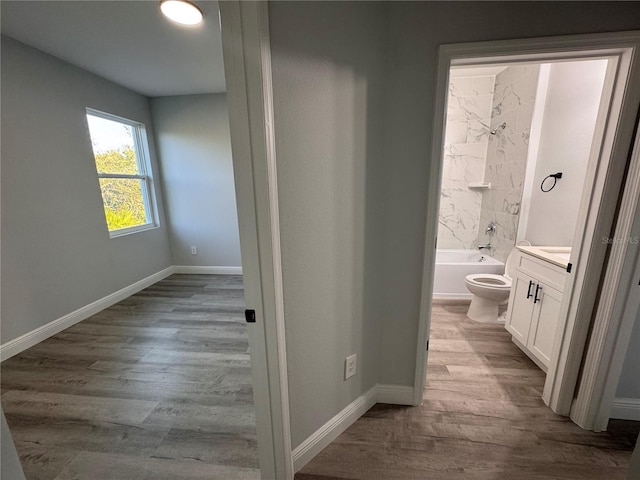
[268,1,640,450]
[1,36,173,343]
[151,94,241,268]
[269,2,388,447]
[525,60,608,246]
[377,0,640,387]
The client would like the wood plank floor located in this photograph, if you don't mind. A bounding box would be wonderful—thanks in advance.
[1,274,259,480]
[296,303,640,480]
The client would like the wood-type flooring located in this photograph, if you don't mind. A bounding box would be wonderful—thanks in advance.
[296,302,640,480]
[1,274,259,480]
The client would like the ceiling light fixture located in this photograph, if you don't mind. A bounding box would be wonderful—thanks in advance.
[160,0,203,26]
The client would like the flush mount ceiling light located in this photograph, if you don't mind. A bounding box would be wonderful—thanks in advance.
[160,0,203,26]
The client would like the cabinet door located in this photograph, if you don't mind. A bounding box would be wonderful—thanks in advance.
[505,274,535,345]
[528,282,563,368]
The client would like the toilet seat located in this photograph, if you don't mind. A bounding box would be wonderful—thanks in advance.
[464,249,517,323]
[465,273,511,289]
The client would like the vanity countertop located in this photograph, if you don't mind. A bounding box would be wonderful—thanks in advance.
[516,246,571,269]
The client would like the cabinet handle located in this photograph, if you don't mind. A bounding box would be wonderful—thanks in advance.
[534,284,542,303]
[526,280,534,299]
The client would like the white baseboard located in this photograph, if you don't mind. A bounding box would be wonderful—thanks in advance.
[431,297,472,305]
[0,265,242,361]
[173,265,243,275]
[0,267,175,362]
[377,384,415,405]
[292,386,377,472]
[610,398,640,421]
[432,293,472,300]
[292,383,416,472]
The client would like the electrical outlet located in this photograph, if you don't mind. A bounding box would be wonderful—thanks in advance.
[191,246,197,255]
[345,354,357,380]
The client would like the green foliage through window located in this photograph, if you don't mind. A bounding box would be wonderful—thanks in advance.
[86,111,154,234]
[94,145,140,175]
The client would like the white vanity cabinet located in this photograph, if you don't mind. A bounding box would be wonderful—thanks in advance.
[505,248,568,372]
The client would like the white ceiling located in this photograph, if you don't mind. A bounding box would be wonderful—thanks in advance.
[1,1,226,97]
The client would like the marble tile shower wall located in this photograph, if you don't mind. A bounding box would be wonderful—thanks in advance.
[437,76,495,249]
[478,65,540,263]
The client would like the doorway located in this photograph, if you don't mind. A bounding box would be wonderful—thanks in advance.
[414,33,640,430]
[0,1,290,478]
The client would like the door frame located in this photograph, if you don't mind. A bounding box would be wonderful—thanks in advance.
[570,116,640,431]
[219,2,293,478]
[414,31,640,419]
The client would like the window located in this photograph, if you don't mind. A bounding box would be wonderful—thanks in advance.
[85,109,157,237]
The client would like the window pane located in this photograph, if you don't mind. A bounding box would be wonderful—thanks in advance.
[99,178,148,231]
[87,114,140,175]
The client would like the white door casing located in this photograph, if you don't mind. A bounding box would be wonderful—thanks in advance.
[571,116,640,431]
[219,2,293,478]
[416,31,640,422]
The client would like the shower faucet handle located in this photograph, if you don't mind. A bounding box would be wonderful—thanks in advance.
[486,222,496,235]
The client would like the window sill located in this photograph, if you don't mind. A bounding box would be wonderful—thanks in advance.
[109,223,158,238]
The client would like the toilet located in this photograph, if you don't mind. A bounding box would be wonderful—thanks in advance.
[464,249,517,323]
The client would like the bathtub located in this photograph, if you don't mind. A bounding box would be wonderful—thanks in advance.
[433,249,505,298]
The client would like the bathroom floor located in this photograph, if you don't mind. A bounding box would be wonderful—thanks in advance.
[295,302,640,480]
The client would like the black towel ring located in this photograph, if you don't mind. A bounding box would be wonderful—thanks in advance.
[541,172,563,192]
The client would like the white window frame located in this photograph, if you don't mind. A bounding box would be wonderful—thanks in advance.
[86,108,158,238]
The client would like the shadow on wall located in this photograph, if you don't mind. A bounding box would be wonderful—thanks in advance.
[150,93,242,268]
[268,1,389,447]
[521,59,609,248]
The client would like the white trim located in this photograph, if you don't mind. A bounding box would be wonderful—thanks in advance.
[292,384,416,472]
[415,31,640,419]
[85,107,144,128]
[108,223,159,238]
[252,4,294,476]
[450,65,506,78]
[85,107,159,238]
[377,384,415,405]
[543,50,631,415]
[609,398,640,421]
[431,293,472,300]
[220,2,293,478]
[431,297,472,306]
[0,266,174,362]
[173,265,243,275]
[292,386,377,472]
[570,116,640,431]
[0,264,247,361]
[413,36,449,406]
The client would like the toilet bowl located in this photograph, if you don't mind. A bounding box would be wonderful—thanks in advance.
[464,249,516,323]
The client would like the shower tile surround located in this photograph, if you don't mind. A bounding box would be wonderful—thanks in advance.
[437,66,539,263]
[437,75,495,249]
[479,65,540,262]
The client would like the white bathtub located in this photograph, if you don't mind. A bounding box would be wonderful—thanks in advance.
[433,249,505,298]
